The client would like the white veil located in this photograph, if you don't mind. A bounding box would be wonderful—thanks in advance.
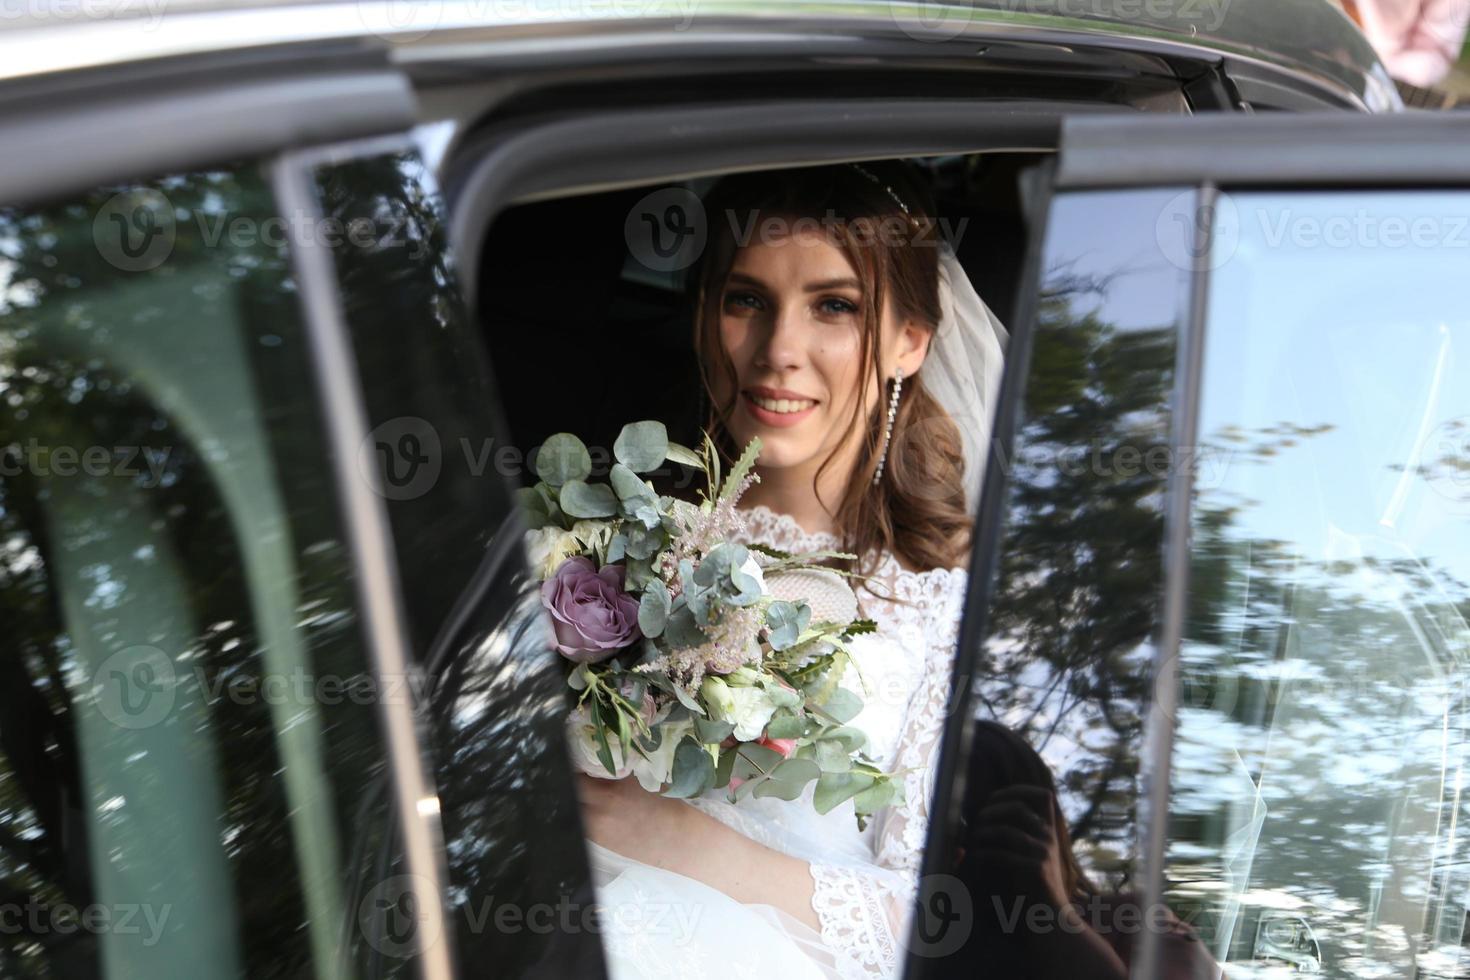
[919,240,1010,512]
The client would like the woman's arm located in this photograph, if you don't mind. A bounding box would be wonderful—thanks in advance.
[577,772,822,931]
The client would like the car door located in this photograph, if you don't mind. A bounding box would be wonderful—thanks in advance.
[0,49,607,980]
[914,111,1470,980]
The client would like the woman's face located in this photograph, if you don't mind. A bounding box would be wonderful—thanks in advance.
[712,224,928,480]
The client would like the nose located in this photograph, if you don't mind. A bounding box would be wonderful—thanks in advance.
[755,301,805,372]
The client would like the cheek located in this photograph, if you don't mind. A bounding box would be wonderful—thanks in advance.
[814,331,867,408]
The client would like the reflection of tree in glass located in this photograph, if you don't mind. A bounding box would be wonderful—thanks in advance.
[314,154,604,979]
[972,266,1175,890]
[0,174,395,977]
[1168,420,1470,978]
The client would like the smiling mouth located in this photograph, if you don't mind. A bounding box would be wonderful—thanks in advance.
[745,393,818,414]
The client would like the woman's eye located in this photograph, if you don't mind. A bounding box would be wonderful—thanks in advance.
[818,297,860,316]
[723,291,764,313]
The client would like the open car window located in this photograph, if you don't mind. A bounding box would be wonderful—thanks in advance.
[918,111,1470,980]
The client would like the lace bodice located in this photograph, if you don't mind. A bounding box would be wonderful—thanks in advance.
[683,503,969,979]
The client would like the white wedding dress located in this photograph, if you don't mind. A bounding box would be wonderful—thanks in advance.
[586,503,969,980]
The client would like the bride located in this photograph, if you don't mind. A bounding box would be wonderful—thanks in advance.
[573,161,1007,980]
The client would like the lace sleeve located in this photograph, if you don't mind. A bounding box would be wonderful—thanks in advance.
[807,565,967,979]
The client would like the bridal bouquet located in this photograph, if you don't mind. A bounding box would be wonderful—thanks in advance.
[521,420,901,828]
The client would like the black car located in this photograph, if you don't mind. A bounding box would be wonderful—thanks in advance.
[1,1,1467,977]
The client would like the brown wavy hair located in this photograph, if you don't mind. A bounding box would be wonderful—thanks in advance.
[690,162,972,581]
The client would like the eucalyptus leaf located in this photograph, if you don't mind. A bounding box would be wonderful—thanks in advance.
[814,738,854,773]
[606,533,628,564]
[610,463,654,502]
[818,687,863,724]
[535,433,591,486]
[764,713,810,740]
[823,725,868,753]
[559,479,618,518]
[693,717,736,743]
[853,778,900,815]
[813,771,875,815]
[754,757,821,798]
[664,605,709,650]
[614,421,669,473]
[515,486,550,527]
[766,601,811,651]
[623,523,663,560]
[664,739,715,798]
[731,743,785,782]
[638,580,671,638]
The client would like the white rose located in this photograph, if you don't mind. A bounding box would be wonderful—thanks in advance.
[701,675,777,742]
[526,527,580,580]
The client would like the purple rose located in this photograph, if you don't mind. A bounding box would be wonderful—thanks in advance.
[540,557,642,662]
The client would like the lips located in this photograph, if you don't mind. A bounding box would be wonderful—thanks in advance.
[741,387,819,428]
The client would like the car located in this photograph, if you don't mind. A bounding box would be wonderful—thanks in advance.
[0,1,1466,978]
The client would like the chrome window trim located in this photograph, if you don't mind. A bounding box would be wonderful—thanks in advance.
[271,139,456,980]
[0,3,1388,113]
[1130,181,1213,980]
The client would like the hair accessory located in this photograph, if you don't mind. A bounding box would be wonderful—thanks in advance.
[872,366,904,486]
[848,162,912,217]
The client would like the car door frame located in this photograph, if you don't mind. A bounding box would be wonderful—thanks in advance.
[913,109,1470,980]
[0,48,457,980]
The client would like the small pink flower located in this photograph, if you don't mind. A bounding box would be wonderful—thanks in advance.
[758,736,797,758]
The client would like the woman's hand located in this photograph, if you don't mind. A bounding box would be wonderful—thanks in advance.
[574,772,821,930]
[575,773,693,870]
[960,785,1069,909]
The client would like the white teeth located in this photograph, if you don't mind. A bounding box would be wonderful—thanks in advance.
[750,395,815,414]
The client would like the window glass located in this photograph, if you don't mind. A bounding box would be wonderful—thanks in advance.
[973,188,1190,886]
[0,169,406,978]
[313,150,605,977]
[1167,190,1470,978]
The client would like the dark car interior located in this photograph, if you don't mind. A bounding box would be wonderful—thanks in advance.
[473,150,1047,477]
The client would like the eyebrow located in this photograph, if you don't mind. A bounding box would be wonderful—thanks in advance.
[727,272,863,293]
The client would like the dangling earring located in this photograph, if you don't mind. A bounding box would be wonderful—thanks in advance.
[872,366,903,486]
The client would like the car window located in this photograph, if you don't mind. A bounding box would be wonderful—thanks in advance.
[0,169,411,977]
[310,148,606,977]
[973,188,1190,887]
[1165,189,1470,978]
[910,187,1196,979]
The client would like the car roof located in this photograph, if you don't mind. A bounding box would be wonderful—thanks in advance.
[0,0,1393,111]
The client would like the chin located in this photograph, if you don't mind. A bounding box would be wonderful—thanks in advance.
[747,433,821,471]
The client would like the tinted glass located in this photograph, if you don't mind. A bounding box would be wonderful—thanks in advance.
[1166,190,1470,978]
[0,170,405,977]
[919,188,1193,977]
[313,149,605,978]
